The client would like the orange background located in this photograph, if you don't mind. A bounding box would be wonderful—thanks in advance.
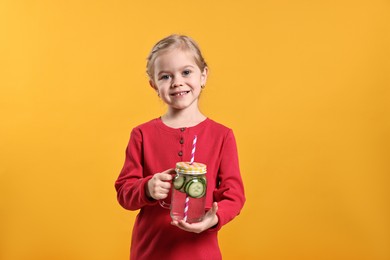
[1,0,389,259]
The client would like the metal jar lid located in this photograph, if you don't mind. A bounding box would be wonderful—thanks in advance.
[175,162,207,174]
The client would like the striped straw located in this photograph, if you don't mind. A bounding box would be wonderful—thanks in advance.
[183,196,190,222]
[184,135,197,222]
[190,135,197,165]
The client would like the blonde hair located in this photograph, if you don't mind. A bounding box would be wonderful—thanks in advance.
[146,34,208,80]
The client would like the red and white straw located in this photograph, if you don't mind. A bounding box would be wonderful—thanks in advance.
[183,197,190,222]
[184,135,197,222]
[190,135,197,165]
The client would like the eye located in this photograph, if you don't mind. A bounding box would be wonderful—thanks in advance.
[182,70,191,76]
[160,75,171,80]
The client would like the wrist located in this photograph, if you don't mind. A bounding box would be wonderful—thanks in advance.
[145,180,153,199]
[210,214,219,229]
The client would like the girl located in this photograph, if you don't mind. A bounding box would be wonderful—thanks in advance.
[115,34,245,260]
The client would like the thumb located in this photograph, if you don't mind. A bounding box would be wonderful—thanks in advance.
[161,168,176,175]
[210,202,218,215]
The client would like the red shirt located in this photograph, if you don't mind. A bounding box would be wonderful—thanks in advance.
[115,118,245,260]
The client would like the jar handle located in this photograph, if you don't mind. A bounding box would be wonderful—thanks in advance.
[159,200,170,209]
[158,171,177,209]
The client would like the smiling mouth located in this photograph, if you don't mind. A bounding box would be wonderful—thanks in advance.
[170,91,190,96]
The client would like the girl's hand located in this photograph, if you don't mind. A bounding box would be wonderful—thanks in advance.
[171,202,219,233]
[146,169,175,200]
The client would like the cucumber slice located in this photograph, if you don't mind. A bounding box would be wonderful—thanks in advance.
[173,175,185,190]
[198,176,207,185]
[185,178,206,198]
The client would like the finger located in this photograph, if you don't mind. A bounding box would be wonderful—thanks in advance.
[211,202,218,214]
[171,220,191,232]
[150,180,169,190]
[154,173,171,182]
[173,220,189,229]
[171,220,179,226]
[150,185,169,197]
[159,172,174,181]
[204,202,218,218]
[159,187,170,195]
[178,220,203,233]
[171,219,204,233]
[157,187,172,198]
[157,193,168,199]
[162,168,176,174]
[159,181,171,190]
[161,168,175,179]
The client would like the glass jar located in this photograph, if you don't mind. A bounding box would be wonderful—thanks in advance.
[170,162,207,223]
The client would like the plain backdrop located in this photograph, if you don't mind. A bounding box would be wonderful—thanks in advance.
[1,0,389,259]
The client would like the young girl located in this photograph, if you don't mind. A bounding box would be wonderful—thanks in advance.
[115,34,245,260]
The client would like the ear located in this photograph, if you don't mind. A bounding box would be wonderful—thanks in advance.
[201,67,208,86]
[149,80,157,91]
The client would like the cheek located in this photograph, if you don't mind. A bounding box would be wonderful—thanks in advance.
[157,82,169,91]
[190,77,202,86]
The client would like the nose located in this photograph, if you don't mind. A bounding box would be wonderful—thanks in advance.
[171,76,184,88]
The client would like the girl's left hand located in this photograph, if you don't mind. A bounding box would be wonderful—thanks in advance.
[171,202,219,233]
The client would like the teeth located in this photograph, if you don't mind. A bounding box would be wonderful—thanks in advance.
[173,91,189,96]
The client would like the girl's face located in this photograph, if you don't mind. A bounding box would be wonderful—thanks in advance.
[150,48,208,112]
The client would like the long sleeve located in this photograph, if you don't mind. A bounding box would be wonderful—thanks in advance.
[114,118,244,260]
[115,128,157,210]
[212,129,246,231]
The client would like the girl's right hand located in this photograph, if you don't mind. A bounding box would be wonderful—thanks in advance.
[146,169,175,200]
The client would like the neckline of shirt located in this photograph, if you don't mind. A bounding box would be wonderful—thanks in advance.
[154,117,210,133]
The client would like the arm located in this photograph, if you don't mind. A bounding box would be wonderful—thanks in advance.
[115,128,157,210]
[211,129,245,231]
